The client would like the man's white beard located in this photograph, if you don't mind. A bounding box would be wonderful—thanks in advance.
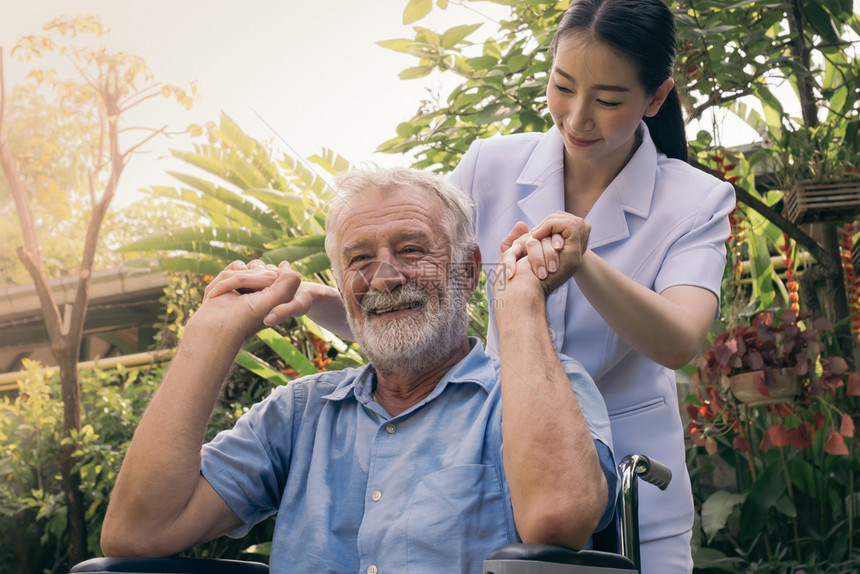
[347,283,468,378]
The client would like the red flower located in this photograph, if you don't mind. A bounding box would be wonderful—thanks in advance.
[814,412,826,431]
[686,403,699,421]
[787,423,813,449]
[840,413,855,438]
[705,438,718,456]
[824,431,850,456]
[732,436,749,452]
[767,424,790,447]
[770,402,793,418]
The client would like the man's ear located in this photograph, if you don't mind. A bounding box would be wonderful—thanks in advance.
[644,77,675,118]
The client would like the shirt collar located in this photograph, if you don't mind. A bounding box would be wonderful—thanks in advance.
[321,337,496,406]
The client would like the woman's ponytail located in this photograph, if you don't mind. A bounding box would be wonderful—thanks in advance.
[644,86,687,161]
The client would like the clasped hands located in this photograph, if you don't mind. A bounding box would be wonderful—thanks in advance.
[497,211,591,298]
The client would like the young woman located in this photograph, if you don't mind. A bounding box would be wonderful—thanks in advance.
[449,0,734,571]
[266,0,733,570]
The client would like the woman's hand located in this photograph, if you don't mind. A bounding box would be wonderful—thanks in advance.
[499,212,591,296]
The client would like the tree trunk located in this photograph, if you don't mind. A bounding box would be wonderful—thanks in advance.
[54,341,87,566]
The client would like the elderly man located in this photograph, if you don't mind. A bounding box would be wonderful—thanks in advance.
[101,167,616,573]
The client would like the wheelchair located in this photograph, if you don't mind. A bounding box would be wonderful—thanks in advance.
[70,454,670,574]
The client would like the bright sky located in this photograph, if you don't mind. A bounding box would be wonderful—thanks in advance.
[1,0,499,205]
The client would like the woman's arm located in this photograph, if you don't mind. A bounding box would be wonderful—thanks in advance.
[260,280,353,340]
[501,213,717,369]
[574,250,716,369]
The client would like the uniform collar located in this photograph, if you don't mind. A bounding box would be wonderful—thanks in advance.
[515,121,659,249]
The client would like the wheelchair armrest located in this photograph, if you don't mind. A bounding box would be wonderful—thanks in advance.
[484,544,636,573]
[69,557,269,573]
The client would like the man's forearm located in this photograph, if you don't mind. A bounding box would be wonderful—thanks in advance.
[495,288,607,549]
[102,319,243,553]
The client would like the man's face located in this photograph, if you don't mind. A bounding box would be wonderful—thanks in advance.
[333,185,468,375]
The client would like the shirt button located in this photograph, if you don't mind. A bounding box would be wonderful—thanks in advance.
[548,328,557,341]
[385,423,396,434]
[371,489,382,502]
[367,565,378,574]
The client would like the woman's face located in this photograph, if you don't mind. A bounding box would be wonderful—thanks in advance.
[547,33,672,174]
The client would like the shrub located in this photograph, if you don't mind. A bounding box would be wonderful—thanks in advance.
[0,356,275,573]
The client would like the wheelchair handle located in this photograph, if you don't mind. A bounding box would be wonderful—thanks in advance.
[617,454,672,570]
[623,453,672,491]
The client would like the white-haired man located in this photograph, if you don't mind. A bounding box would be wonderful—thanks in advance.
[101,167,617,573]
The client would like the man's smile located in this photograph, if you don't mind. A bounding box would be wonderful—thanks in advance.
[368,300,425,315]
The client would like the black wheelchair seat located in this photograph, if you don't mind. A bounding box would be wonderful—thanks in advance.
[484,544,636,573]
[70,556,269,574]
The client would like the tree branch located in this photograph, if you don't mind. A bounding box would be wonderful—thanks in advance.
[118,84,163,113]
[121,125,167,160]
[0,50,65,341]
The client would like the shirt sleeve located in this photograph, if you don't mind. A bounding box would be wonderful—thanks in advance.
[200,383,300,538]
[654,178,735,309]
[560,355,618,532]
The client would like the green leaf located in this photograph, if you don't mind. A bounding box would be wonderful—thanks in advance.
[803,0,840,42]
[738,462,787,541]
[748,232,776,310]
[119,227,269,252]
[773,493,797,518]
[243,542,272,556]
[787,457,817,497]
[483,38,502,59]
[701,490,746,543]
[399,65,435,80]
[476,102,515,125]
[244,188,305,209]
[440,23,483,49]
[507,54,530,73]
[403,0,433,25]
[692,547,745,571]
[465,56,499,70]
[160,256,228,276]
[264,234,327,250]
[255,328,317,376]
[263,243,326,263]
[377,38,414,53]
[289,251,332,276]
[234,350,292,386]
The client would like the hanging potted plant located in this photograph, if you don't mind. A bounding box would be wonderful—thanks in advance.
[695,310,829,406]
[779,123,860,225]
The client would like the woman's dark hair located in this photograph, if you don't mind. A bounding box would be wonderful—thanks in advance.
[550,0,687,160]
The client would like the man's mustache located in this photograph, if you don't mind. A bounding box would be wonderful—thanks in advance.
[359,284,431,315]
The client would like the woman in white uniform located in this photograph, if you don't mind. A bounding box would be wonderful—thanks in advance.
[268,0,734,571]
[449,1,734,571]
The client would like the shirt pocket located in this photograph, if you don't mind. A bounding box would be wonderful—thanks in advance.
[406,464,513,574]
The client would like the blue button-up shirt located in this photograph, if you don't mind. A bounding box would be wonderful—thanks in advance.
[201,338,616,573]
